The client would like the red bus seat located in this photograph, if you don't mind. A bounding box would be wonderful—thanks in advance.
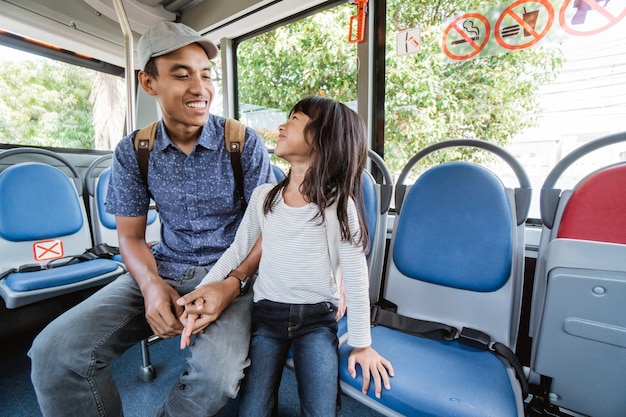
[529,131,626,417]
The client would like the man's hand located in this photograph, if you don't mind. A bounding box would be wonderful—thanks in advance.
[142,278,185,338]
[115,216,182,338]
[177,278,240,348]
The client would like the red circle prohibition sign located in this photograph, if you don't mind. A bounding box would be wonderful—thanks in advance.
[495,0,554,50]
[559,0,626,36]
[442,13,491,61]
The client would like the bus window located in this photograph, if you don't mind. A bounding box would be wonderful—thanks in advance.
[0,40,126,151]
[208,55,224,118]
[383,0,626,217]
[234,2,358,170]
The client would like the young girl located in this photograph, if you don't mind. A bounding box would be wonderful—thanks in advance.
[179,96,393,416]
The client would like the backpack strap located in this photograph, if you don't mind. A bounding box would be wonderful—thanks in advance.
[225,118,247,206]
[133,119,247,204]
[134,121,159,187]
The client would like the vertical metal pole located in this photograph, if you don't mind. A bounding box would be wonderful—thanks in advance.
[112,0,136,132]
[221,37,235,118]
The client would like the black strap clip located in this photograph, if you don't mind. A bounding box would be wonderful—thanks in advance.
[458,327,491,351]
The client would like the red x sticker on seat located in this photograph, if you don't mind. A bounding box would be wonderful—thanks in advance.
[33,239,65,261]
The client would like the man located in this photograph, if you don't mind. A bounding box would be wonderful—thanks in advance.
[29,21,274,417]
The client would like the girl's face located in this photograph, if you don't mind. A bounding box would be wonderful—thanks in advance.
[275,111,311,163]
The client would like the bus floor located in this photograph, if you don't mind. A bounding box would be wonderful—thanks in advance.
[0,328,385,417]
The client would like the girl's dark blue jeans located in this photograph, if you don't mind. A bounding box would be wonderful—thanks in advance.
[238,299,341,417]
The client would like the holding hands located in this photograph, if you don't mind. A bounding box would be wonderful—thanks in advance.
[178,297,202,349]
[177,277,240,349]
[178,236,262,348]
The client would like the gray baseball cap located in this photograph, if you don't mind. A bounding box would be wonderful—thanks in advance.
[137,21,218,70]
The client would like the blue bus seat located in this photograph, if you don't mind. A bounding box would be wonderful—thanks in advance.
[0,148,125,309]
[339,139,531,417]
[84,154,161,261]
[528,132,626,417]
[363,150,393,305]
[272,164,285,181]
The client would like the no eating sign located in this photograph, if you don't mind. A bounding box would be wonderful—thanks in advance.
[440,0,625,61]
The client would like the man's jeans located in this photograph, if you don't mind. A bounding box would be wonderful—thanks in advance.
[238,300,341,417]
[29,267,252,417]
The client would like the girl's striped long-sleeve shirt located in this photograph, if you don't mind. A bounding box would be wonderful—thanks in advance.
[199,183,372,348]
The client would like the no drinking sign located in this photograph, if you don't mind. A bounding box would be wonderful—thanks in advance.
[440,0,626,61]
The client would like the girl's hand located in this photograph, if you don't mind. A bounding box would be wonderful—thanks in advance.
[179,297,204,349]
[179,311,198,349]
[176,279,242,349]
[347,346,394,398]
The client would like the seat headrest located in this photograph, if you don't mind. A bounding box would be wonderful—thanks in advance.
[393,162,513,292]
[0,163,83,241]
[557,164,626,244]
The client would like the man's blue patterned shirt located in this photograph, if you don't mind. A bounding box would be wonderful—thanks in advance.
[105,115,275,280]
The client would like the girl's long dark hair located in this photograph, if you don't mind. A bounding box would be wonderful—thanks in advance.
[264,96,369,251]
